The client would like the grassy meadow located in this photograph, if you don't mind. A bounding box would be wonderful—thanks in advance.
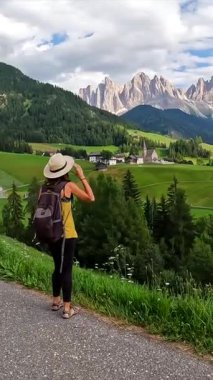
[0,152,94,187]
[0,152,213,212]
[31,143,118,154]
[129,129,213,158]
[106,164,213,209]
[128,129,175,147]
[0,235,212,353]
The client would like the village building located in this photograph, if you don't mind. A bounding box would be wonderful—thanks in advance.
[88,152,102,163]
[89,153,118,166]
[115,154,125,163]
[143,141,159,163]
[95,162,108,171]
[127,155,144,165]
[107,157,117,166]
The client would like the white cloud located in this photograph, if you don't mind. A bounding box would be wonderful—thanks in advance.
[0,0,212,93]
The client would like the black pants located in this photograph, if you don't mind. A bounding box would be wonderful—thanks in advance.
[49,238,76,302]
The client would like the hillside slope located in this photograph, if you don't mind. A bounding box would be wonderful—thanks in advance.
[0,62,129,146]
[122,105,213,143]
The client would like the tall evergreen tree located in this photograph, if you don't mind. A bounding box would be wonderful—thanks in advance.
[165,177,195,269]
[144,196,157,232]
[25,177,40,244]
[122,170,141,205]
[25,177,40,221]
[75,174,151,278]
[2,183,24,239]
[153,195,169,241]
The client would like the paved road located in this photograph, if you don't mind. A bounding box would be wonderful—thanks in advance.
[0,281,212,380]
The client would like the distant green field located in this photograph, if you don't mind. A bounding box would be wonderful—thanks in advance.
[107,164,213,208]
[201,143,213,156]
[0,169,23,188]
[129,130,213,157]
[1,152,213,214]
[31,143,118,154]
[0,152,94,187]
[128,129,175,147]
[191,207,213,218]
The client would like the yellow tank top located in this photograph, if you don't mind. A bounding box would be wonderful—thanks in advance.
[61,197,78,239]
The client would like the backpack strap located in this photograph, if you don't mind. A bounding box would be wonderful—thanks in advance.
[41,180,68,195]
[54,180,68,195]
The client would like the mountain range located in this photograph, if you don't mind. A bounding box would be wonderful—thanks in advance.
[79,73,213,118]
[122,105,213,143]
[1,62,213,145]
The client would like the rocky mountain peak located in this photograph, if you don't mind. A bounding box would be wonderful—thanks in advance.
[186,76,213,106]
[79,72,213,117]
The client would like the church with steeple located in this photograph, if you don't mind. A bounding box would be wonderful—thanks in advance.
[143,140,159,163]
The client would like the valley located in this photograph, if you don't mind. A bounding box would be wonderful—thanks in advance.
[0,152,213,217]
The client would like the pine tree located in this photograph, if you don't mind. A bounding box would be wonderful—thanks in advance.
[165,178,195,269]
[75,174,151,276]
[25,177,40,221]
[25,177,40,244]
[144,195,152,228]
[122,170,141,205]
[144,196,157,232]
[153,195,169,241]
[2,183,24,239]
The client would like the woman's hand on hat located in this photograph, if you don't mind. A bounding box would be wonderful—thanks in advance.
[73,164,85,180]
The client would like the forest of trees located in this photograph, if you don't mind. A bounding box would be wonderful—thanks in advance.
[2,172,212,288]
[167,138,210,161]
[0,137,32,154]
[0,62,130,146]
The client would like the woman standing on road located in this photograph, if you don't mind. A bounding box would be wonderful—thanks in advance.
[43,153,95,319]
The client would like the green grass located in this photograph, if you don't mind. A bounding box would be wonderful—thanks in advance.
[30,143,118,154]
[0,152,95,187]
[107,164,213,208]
[128,129,175,147]
[0,169,23,188]
[202,143,213,156]
[191,207,213,218]
[0,235,212,353]
[1,151,213,212]
[129,130,213,158]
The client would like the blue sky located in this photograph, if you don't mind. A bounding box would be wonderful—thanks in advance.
[38,32,69,48]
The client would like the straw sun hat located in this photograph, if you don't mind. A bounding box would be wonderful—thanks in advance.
[43,153,74,179]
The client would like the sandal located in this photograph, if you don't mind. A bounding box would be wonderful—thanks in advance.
[51,301,63,311]
[62,306,79,319]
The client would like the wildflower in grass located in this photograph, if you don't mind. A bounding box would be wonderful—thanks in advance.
[74,259,80,267]
[165,282,170,286]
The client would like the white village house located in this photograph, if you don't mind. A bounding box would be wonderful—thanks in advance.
[106,157,117,166]
[88,153,102,163]
[115,154,125,163]
[127,155,144,165]
[89,152,122,166]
